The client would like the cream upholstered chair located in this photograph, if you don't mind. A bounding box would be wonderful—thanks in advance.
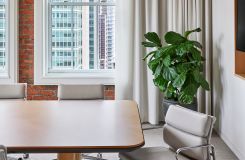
[58,84,104,100]
[58,84,104,160]
[0,145,7,160]
[0,84,27,100]
[119,105,216,160]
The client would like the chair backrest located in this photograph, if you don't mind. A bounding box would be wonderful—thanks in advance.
[0,83,27,100]
[163,105,216,160]
[0,145,7,160]
[58,84,104,100]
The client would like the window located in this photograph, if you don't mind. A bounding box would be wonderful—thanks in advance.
[0,0,17,83]
[0,1,7,76]
[35,0,116,84]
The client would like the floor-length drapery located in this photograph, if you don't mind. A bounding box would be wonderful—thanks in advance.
[115,0,167,124]
[115,0,213,125]
[167,0,213,114]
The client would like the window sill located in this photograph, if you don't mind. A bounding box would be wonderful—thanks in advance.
[34,72,115,85]
[0,75,16,84]
[44,70,115,78]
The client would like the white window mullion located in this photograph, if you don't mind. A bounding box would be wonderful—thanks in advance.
[71,5,75,69]
[49,2,116,6]
[0,0,18,84]
[48,3,52,71]
[96,4,99,69]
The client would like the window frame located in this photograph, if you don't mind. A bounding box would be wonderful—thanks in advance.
[34,0,116,85]
[0,0,18,84]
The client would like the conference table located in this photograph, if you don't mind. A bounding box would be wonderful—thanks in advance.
[0,100,144,160]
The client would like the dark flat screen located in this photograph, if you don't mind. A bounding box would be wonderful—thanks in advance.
[237,0,245,51]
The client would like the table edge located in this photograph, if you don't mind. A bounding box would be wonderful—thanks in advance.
[7,141,145,153]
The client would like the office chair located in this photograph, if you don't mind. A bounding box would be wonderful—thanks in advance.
[0,84,27,100]
[0,145,7,160]
[119,105,216,160]
[58,84,104,160]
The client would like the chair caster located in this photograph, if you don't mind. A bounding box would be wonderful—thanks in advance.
[17,154,29,160]
[23,154,29,159]
[97,153,102,160]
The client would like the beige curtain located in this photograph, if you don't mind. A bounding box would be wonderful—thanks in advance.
[116,0,213,125]
[115,0,168,124]
[167,0,213,114]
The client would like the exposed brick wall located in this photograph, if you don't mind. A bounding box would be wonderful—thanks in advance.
[104,85,115,100]
[18,0,115,100]
[19,0,34,84]
[27,85,58,100]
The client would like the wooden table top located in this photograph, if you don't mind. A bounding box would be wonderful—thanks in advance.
[0,100,144,153]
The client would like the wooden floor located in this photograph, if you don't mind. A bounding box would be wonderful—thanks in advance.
[211,132,239,160]
[8,124,238,160]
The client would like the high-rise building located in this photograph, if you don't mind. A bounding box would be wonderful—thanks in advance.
[51,5,83,70]
[98,0,115,69]
[89,4,97,69]
[104,3,115,69]
[0,0,6,71]
[98,13,106,69]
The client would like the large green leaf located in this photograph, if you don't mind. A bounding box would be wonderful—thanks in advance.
[153,77,168,92]
[154,45,177,58]
[176,64,185,73]
[193,69,202,82]
[163,55,171,67]
[154,63,163,77]
[173,73,186,88]
[190,47,202,61]
[178,93,193,104]
[164,32,186,45]
[154,47,168,58]
[200,79,210,91]
[175,42,193,56]
[191,41,203,49]
[176,63,192,73]
[142,42,158,48]
[192,70,210,90]
[162,67,178,81]
[148,58,160,72]
[144,32,162,47]
[164,83,176,99]
[184,28,201,39]
[183,83,199,95]
[178,84,199,104]
[143,50,157,60]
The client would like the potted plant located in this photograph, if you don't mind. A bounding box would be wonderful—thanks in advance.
[142,28,210,113]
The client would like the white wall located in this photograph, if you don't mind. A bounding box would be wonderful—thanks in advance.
[212,0,245,159]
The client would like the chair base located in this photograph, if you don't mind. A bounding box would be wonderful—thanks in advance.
[81,153,103,160]
[119,147,189,160]
[7,154,30,160]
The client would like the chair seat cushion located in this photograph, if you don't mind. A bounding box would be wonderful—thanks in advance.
[119,147,190,160]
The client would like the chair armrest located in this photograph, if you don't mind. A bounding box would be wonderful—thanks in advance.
[175,144,215,160]
[0,145,7,160]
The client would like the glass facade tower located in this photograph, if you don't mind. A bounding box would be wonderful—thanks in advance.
[0,0,6,72]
